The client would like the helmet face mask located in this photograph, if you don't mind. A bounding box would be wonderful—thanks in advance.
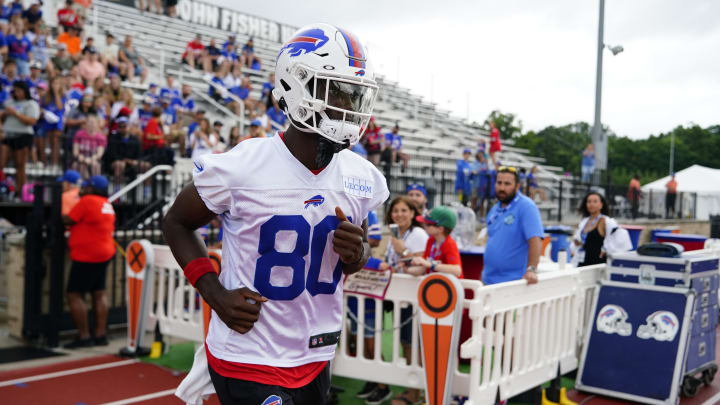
[273,24,378,146]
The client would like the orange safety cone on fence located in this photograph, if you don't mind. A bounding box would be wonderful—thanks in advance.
[120,239,155,357]
[417,273,465,405]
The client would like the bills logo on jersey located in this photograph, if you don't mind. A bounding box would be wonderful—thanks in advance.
[637,310,679,342]
[193,161,203,172]
[304,194,325,209]
[279,28,329,58]
[261,395,282,405]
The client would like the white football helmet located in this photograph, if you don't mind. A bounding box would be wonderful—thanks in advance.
[272,23,378,145]
[637,311,679,342]
[596,304,632,336]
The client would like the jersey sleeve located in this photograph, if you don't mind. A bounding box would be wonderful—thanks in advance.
[192,153,234,214]
[368,167,389,213]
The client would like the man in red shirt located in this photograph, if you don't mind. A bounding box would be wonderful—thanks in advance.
[182,33,204,70]
[628,174,641,219]
[665,173,678,219]
[142,107,174,165]
[62,175,116,348]
[57,0,79,32]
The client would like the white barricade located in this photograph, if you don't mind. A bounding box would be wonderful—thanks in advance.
[141,243,605,403]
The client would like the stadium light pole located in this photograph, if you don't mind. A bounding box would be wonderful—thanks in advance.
[591,0,623,185]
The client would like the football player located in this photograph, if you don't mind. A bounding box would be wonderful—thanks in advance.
[164,23,388,405]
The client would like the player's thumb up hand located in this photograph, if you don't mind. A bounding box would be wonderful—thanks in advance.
[335,206,348,222]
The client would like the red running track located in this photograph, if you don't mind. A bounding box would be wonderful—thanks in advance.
[0,355,220,405]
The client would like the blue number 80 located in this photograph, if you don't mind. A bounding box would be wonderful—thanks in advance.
[254,214,352,300]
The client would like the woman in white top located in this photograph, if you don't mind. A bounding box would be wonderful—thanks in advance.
[571,192,632,266]
[373,195,428,405]
[190,118,217,160]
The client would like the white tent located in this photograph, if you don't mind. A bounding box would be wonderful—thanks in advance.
[642,165,720,219]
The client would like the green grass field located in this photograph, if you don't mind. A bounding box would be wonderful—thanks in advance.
[141,312,574,404]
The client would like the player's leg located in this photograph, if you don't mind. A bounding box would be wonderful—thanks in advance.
[208,365,292,405]
[291,365,330,405]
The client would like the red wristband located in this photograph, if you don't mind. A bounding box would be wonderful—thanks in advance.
[184,257,217,287]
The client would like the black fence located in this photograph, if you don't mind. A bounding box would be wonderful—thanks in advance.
[20,169,196,347]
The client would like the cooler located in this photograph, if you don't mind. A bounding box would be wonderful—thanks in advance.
[655,233,708,252]
[622,225,644,250]
[651,226,680,242]
[544,225,573,263]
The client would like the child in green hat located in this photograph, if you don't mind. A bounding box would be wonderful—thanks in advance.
[405,206,463,278]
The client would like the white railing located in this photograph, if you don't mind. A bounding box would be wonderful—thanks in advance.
[109,165,173,203]
[140,241,604,403]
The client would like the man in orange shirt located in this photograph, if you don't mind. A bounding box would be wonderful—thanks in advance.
[62,175,116,348]
[57,25,83,61]
[628,174,641,220]
[665,173,678,219]
[58,169,82,216]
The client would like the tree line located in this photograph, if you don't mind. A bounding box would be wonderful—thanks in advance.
[480,110,720,186]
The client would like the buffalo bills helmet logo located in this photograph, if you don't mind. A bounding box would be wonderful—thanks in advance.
[596,304,632,336]
[637,310,679,342]
[279,28,329,58]
[261,395,282,405]
[304,195,325,209]
[355,69,365,77]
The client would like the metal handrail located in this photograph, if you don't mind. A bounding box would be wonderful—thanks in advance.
[109,164,173,203]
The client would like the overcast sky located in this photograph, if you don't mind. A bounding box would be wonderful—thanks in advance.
[211,0,720,139]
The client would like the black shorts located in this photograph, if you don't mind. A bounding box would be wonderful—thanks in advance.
[208,362,330,405]
[67,260,110,293]
[2,134,34,150]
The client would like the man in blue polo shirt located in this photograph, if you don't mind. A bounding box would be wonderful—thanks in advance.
[483,166,543,285]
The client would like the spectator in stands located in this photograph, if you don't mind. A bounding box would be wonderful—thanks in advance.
[483,166,542,285]
[118,35,147,83]
[389,124,409,171]
[527,165,546,202]
[211,121,227,153]
[172,83,195,125]
[102,73,121,104]
[261,72,274,107]
[65,93,95,140]
[77,47,105,85]
[21,0,42,31]
[0,1,11,34]
[219,41,239,68]
[0,30,7,61]
[165,0,178,17]
[142,106,174,165]
[104,116,148,184]
[38,77,65,167]
[136,96,154,129]
[455,148,472,205]
[0,81,39,195]
[51,43,74,73]
[489,121,502,168]
[203,38,222,74]
[628,174,641,219]
[240,37,257,69]
[6,20,33,76]
[407,182,428,216]
[109,87,134,120]
[226,125,240,149]
[99,32,120,74]
[160,75,180,100]
[471,150,489,217]
[137,0,162,14]
[59,169,82,216]
[407,206,462,277]
[364,117,383,165]
[241,119,266,142]
[581,143,595,184]
[28,23,52,75]
[72,115,106,177]
[62,175,115,348]
[227,72,255,116]
[1,59,19,90]
[181,33,203,69]
[189,117,216,160]
[26,60,45,99]
[57,25,82,61]
[571,192,630,267]
[160,95,185,153]
[265,95,286,130]
[57,0,78,32]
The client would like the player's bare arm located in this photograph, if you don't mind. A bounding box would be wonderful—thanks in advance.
[333,207,370,275]
[163,183,267,334]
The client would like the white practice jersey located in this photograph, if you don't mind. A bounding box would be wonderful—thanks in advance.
[193,135,389,367]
